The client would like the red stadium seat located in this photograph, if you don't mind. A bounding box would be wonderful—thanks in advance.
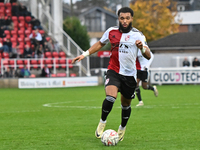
[18,37,24,43]
[0,8,5,16]
[19,48,24,55]
[44,52,52,58]
[25,30,31,37]
[59,51,66,58]
[29,74,36,78]
[11,42,17,48]
[51,74,56,77]
[59,58,66,69]
[18,42,25,49]
[3,52,9,58]
[18,16,25,22]
[0,3,4,7]
[18,22,25,28]
[44,59,53,68]
[24,59,28,65]
[17,60,24,69]
[18,29,25,36]
[30,60,38,69]
[46,37,51,42]
[70,73,77,77]
[68,59,73,68]
[12,2,17,6]
[3,59,9,65]
[25,16,32,22]
[5,34,11,39]
[5,9,12,16]
[13,21,18,28]
[11,30,17,36]
[56,73,66,77]
[9,59,15,68]
[39,30,45,35]
[4,30,10,35]
[5,3,11,9]
[52,51,59,58]
[12,16,18,21]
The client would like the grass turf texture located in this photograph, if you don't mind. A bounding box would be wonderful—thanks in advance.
[0,85,199,150]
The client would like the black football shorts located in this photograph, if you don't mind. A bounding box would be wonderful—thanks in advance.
[137,70,148,82]
[105,69,136,99]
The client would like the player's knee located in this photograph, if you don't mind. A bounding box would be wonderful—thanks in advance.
[105,95,116,103]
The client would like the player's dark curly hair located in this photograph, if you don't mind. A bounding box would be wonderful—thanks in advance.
[117,7,134,17]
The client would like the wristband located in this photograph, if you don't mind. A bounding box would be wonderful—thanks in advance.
[82,50,90,57]
[141,47,146,54]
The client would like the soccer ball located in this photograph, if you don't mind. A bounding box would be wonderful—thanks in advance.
[101,129,119,146]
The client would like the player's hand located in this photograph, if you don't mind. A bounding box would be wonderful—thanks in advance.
[135,40,143,50]
[72,55,85,64]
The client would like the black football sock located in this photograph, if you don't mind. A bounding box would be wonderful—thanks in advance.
[135,86,142,101]
[101,96,115,121]
[121,105,131,127]
[147,85,154,91]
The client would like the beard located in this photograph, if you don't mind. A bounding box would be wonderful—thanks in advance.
[119,22,132,33]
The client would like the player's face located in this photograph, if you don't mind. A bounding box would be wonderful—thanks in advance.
[118,12,133,33]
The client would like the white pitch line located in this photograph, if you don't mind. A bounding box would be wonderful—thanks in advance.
[0,110,40,114]
[43,101,200,109]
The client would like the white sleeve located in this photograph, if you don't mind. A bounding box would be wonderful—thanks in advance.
[99,28,110,44]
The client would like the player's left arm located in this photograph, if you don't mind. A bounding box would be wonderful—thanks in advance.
[135,40,151,60]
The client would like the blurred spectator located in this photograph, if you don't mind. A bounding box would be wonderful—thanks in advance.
[35,44,43,58]
[29,28,42,50]
[0,16,6,29]
[47,39,55,52]
[41,64,51,77]
[192,57,200,67]
[29,16,42,30]
[18,2,31,16]
[3,67,14,78]
[0,42,9,53]
[182,57,190,67]
[44,41,50,52]
[0,26,6,38]
[10,0,18,3]
[40,31,46,47]
[12,2,20,16]
[11,44,20,58]
[3,38,12,56]
[54,41,61,52]
[0,0,5,2]
[23,44,32,58]
[20,65,31,78]
[5,16,14,30]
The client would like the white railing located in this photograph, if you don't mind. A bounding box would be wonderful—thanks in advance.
[0,58,83,77]
[37,3,91,76]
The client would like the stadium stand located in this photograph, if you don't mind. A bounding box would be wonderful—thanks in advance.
[0,1,79,78]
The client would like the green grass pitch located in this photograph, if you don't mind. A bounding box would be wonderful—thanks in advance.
[0,85,200,150]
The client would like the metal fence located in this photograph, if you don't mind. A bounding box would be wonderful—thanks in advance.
[35,1,91,76]
[0,58,82,77]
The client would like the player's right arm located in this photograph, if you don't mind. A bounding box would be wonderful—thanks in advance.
[72,41,105,63]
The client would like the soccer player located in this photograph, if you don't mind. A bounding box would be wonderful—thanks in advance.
[72,7,151,141]
[135,47,158,107]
